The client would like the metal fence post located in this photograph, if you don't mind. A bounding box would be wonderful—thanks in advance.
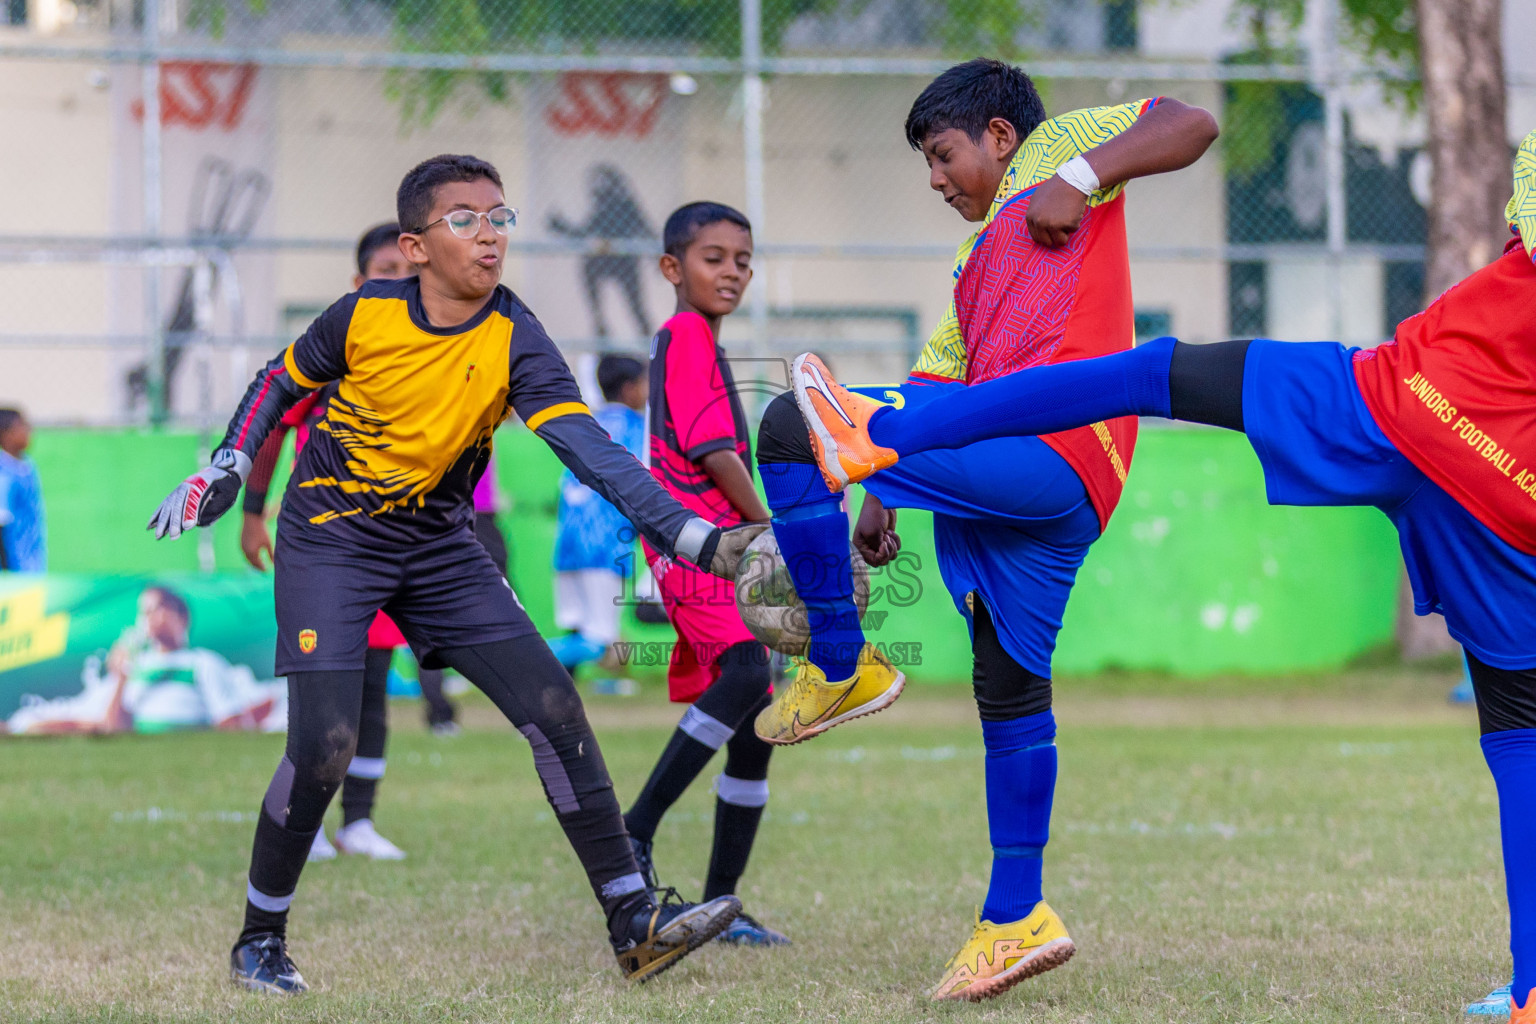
[141,0,165,425]
[741,0,768,370]
[1317,0,1347,341]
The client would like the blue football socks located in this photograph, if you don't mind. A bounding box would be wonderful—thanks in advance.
[869,336,1178,457]
[759,461,864,682]
[1482,728,1536,1009]
[980,710,1058,923]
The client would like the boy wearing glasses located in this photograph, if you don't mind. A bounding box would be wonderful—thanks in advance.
[149,154,761,993]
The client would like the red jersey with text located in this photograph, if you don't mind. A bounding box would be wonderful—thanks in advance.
[1352,239,1536,554]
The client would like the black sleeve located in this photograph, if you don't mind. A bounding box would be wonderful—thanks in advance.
[217,295,355,460]
[504,298,701,559]
[536,414,700,559]
[505,301,589,427]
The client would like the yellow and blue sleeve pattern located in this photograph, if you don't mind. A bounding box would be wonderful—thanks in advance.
[911,99,1158,381]
[1508,129,1536,262]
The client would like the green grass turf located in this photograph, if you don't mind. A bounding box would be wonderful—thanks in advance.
[0,667,1509,1023]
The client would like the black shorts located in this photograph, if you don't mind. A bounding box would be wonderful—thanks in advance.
[273,519,537,675]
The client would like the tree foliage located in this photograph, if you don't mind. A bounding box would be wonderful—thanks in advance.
[1221,0,1417,179]
[379,0,825,125]
[185,0,1050,127]
[379,0,1049,127]
[1228,0,1417,80]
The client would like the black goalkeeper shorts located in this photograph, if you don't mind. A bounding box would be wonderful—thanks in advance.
[272,519,536,676]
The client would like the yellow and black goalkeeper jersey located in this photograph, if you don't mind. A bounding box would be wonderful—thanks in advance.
[223,277,700,554]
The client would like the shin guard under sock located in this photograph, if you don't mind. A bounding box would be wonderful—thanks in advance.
[624,705,733,841]
[704,775,770,901]
[980,710,1058,923]
[760,461,863,682]
[340,756,384,827]
[1481,729,1536,1006]
[240,806,319,944]
[869,336,1177,456]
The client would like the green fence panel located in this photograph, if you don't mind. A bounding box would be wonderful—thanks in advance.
[1055,429,1401,674]
[25,424,1402,681]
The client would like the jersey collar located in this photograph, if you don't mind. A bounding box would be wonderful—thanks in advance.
[1508,129,1536,264]
[404,278,505,336]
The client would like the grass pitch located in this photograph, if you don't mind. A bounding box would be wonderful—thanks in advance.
[0,665,1508,1023]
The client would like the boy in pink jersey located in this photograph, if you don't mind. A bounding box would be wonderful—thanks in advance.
[626,202,786,945]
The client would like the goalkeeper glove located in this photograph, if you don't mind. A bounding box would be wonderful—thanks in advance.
[698,522,769,580]
[147,448,252,540]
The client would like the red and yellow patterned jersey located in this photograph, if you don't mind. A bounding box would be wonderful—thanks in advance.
[911,98,1160,531]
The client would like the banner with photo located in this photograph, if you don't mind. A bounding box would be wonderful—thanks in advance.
[0,574,283,736]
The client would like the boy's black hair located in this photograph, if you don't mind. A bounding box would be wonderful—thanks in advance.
[596,354,646,403]
[144,585,191,624]
[355,222,401,277]
[397,155,503,234]
[904,58,1048,150]
[0,409,22,438]
[662,201,751,259]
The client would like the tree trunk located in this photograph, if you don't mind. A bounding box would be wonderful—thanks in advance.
[1396,0,1507,660]
[1417,0,1509,296]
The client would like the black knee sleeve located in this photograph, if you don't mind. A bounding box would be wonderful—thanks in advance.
[439,637,634,910]
[355,647,391,761]
[1468,651,1536,734]
[971,595,1052,722]
[273,670,364,831]
[289,722,359,790]
[694,642,773,728]
[722,693,774,782]
[757,391,816,466]
[1168,339,1251,432]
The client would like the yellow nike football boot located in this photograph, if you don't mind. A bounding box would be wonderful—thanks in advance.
[930,902,1076,1002]
[792,353,899,491]
[753,642,905,745]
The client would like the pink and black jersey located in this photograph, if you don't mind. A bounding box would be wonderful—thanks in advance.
[646,310,752,529]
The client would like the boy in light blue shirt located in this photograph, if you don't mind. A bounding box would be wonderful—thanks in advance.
[0,408,45,572]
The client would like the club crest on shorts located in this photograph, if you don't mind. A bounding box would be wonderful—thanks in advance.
[298,628,317,654]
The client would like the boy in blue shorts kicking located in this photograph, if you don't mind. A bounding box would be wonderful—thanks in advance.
[750,58,1217,1001]
[795,131,1536,1020]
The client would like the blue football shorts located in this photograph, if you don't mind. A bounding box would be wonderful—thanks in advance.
[853,379,1101,678]
[1244,339,1536,668]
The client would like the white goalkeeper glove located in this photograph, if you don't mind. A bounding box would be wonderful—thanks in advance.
[147,448,252,540]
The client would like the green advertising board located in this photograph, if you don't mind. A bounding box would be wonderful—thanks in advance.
[0,572,280,724]
[15,423,1403,697]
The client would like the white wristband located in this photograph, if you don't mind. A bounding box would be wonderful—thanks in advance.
[673,516,715,565]
[1056,154,1100,196]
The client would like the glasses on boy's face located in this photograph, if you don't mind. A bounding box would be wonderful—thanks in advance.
[416,205,518,239]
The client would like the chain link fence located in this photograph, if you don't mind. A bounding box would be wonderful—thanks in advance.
[1,0,1528,426]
